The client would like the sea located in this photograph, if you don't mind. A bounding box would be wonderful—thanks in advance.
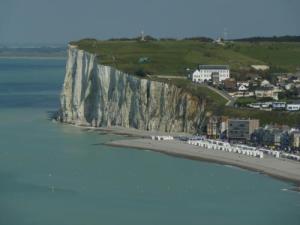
[0,58,299,225]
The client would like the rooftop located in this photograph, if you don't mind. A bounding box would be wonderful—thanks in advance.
[198,65,229,70]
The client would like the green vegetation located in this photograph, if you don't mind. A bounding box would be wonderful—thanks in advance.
[223,107,300,127]
[231,42,300,72]
[159,79,227,111]
[71,39,300,75]
[71,38,300,126]
[235,97,257,107]
[232,35,300,42]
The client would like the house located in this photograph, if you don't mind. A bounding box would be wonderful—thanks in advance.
[273,129,283,147]
[296,85,300,97]
[191,65,230,83]
[272,102,286,110]
[238,84,249,91]
[227,119,259,142]
[285,83,295,90]
[277,73,300,84]
[245,73,262,81]
[248,103,262,109]
[292,132,300,149]
[255,85,283,100]
[260,79,273,88]
[207,116,228,139]
[286,104,300,111]
[207,116,220,139]
[255,87,279,100]
[251,65,270,71]
[277,74,289,83]
[251,126,290,149]
[223,78,237,91]
[231,91,254,98]
[214,38,225,46]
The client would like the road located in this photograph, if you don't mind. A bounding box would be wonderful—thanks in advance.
[199,84,236,106]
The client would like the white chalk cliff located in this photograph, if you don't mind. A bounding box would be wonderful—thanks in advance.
[57,45,206,133]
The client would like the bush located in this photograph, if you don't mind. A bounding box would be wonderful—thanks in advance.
[134,68,148,77]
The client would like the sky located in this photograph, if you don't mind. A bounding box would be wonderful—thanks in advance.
[0,0,299,45]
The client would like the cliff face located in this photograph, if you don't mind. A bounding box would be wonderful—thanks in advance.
[58,45,206,133]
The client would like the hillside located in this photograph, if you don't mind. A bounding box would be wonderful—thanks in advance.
[71,39,300,75]
[232,35,300,43]
[70,39,300,127]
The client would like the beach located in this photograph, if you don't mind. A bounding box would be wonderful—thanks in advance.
[108,138,300,185]
[67,124,300,185]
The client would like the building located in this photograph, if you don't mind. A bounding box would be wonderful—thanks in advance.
[207,116,219,139]
[211,72,220,85]
[286,104,300,111]
[214,38,225,46]
[292,132,300,149]
[237,84,249,91]
[192,65,230,83]
[227,119,259,142]
[206,116,228,139]
[260,79,272,88]
[251,125,292,150]
[272,102,286,110]
[255,87,279,100]
[223,78,237,91]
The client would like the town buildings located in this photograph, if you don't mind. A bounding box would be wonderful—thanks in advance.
[205,116,300,152]
[192,65,230,83]
[286,104,300,111]
[227,119,259,142]
[223,78,237,91]
[206,116,228,139]
[251,125,300,151]
[292,132,300,149]
[254,87,280,100]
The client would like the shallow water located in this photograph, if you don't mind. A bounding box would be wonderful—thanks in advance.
[0,58,299,225]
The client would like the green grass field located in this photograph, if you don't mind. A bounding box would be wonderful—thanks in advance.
[71,39,300,127]
[72,39,300,76]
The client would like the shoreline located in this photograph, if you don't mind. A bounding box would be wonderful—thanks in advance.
[107,138,300,187]
[69,123,191,138]
[57,122,300,187]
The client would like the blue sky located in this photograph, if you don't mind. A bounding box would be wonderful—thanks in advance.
[0,0,299,45]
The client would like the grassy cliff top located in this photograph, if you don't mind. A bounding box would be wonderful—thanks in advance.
[71,39,300,76]
[70,39,300,127]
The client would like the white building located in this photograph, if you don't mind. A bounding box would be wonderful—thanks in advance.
[238,84,248,91]
[286,104,300,111]
[192,65,230,83]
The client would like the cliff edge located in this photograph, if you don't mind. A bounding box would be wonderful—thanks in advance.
[57,45,206,133]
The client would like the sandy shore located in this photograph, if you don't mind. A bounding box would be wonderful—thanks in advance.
[75,125,192,138]
[108,138,300,185]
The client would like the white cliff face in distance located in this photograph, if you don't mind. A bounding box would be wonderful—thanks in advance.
[58,45,206,133]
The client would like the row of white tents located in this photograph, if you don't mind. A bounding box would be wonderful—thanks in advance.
[281,152,300,161]
[149,135,300,162]
[187,139,264,159]
[257,148,280,158]
[151,135,174,141]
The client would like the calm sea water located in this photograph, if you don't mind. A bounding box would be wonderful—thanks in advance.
[0,58,299,225]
